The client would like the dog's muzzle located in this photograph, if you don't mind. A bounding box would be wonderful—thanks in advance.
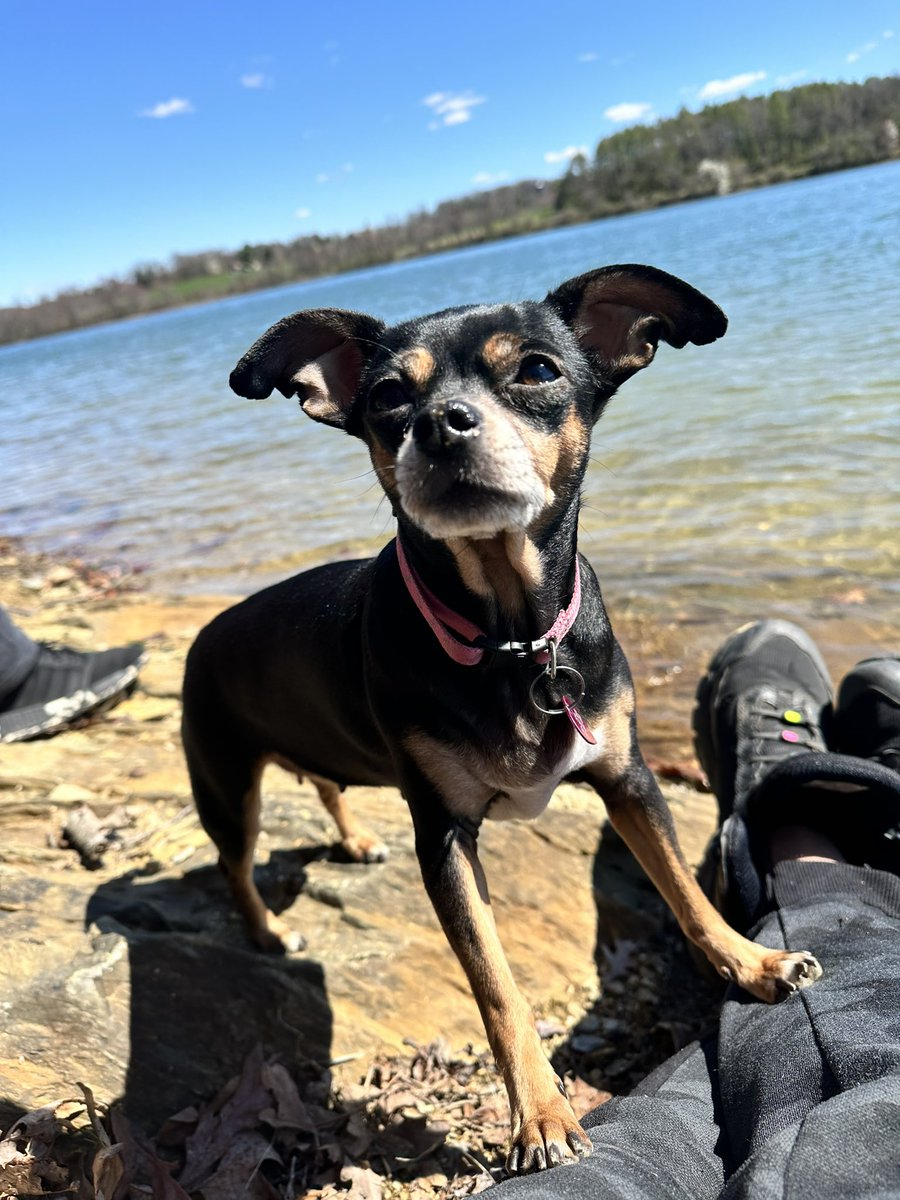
[395,394,546,538]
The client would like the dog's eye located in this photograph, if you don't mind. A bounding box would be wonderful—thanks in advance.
[368,380,410,412]
[516,355,561,385]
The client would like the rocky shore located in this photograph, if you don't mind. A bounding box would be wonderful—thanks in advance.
[0,538,892,1198]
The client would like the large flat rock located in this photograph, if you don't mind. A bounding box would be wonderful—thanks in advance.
[4,768,685,1130]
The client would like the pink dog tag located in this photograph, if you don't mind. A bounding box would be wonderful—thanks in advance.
[562,695,597,744]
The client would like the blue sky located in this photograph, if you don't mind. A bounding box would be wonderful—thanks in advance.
[1,1,897,306]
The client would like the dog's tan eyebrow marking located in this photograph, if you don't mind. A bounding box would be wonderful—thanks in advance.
[396,346,435,389]
[481,332,523,374]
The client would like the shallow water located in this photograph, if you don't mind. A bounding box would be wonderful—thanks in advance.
[1,162,898,635]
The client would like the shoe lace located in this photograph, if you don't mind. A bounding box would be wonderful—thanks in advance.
[748,698,820,764]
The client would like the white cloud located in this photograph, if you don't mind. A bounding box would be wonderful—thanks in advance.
[315,165,353,184]
[423,91,485,127]
[603,102,653,123]
[577,51,598,63]
[885,30,895,38]
[140,97,194,119]
[775,69,808,87]
[698,71,766,100]
[240,73,269,88]
[846,40,878,63]
[472,170,509,185]
[544,144,588,164]
[295,207,312,219]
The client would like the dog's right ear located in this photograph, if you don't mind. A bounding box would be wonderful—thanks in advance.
[229,308,386,432]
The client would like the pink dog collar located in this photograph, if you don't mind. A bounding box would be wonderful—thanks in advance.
[395,537,582,667]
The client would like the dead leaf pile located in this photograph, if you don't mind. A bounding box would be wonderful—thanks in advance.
[0,1041,516,1199]
[0,1098,94,1198]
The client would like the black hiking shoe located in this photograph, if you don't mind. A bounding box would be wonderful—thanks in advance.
[692,619,833,820]
[690,620,834,937]
[0,642,144,743]
[833,654,900,772]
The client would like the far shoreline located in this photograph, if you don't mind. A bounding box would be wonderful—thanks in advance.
[3,157,898,351]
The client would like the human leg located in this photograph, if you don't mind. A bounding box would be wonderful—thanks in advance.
[0,604,40,701]
[490,1037,726,1200]
[695,624,900,1191]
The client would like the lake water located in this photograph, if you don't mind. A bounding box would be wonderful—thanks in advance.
[1,162,898,633]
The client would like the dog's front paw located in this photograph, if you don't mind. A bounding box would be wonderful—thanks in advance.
[505,1099,591,1174]
[722,947,823,1002]
[764,950,823,999]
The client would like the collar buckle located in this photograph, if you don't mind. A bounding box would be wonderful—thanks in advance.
[474,635,549,661]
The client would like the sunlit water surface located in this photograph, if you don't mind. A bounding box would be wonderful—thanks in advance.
[2,162,897,637]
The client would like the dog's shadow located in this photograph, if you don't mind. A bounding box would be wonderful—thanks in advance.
[86,845,335,1132]
[552,820,721,1098]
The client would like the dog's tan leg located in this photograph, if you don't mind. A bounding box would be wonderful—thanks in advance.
[584,752,822,1001]
[414,814,591,1173]
[306,772,389,863]
[218,760,305,954]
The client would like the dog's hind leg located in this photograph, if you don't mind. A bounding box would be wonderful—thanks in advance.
[306,772,389,863]
[184,728,303,954]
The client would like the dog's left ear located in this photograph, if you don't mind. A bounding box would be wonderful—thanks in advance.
[546,264,727,387]
[229,308,386,432]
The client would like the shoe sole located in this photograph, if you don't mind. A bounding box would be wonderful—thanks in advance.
[0,664,141,743]
[692,619,833,801]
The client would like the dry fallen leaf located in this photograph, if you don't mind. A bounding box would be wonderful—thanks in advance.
[341,1163,384,1200]
[196,1130,281,1200]
[91,1141,125,1200]
[260,1061,318,1132]
[0,1100,80,1163]
[180,1044,271,1191]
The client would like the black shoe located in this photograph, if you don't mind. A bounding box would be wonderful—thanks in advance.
[0,643,144,743]
[833,655,900,771]
[692,619,833,820]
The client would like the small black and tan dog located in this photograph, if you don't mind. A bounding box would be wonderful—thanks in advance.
[182,264,822,1173]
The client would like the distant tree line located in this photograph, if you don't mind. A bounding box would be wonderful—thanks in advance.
[2,75,897,346]
[555,73,900,213]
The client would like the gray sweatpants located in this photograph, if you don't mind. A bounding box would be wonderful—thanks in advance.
[498,862,900,1199]
[0,605,39,703]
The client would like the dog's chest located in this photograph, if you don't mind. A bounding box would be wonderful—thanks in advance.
[485,728,602,819]
[406,717,604,824]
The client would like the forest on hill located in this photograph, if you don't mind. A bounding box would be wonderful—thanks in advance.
[2,74,897,346]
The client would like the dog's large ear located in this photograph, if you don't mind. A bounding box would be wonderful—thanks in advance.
[546,264,726,387]
[229,308,386,431]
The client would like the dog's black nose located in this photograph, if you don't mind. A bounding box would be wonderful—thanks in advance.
[412,401,480,455]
